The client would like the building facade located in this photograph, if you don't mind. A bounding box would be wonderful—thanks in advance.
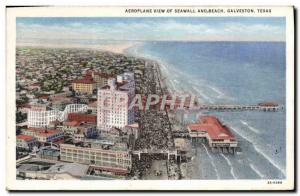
[28,104,58,128]
[16,134,38,150]
[72,77,96,94]
[22,127,64,144]
[60,144,132,172]
[97,72,135,131]
[58,121,97,141]
[89,71,114,88]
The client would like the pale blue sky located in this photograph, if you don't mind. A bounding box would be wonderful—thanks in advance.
[17,17,286,42]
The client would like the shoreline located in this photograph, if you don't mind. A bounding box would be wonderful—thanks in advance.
[17,42,137,54]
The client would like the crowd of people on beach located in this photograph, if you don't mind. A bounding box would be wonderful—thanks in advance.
[135,110,173,150]
[129,60,180,179]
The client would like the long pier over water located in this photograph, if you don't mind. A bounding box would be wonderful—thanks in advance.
[194,103,283,112]
[163,99,283,112]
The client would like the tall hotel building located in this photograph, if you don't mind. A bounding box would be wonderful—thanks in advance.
[97,72,135,130]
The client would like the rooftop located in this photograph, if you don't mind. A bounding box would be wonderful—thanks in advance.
[187,116,236,140]
[27,127,63,137]
[46,162,89,177]
[101,80,129,91]
[17,134,35,141]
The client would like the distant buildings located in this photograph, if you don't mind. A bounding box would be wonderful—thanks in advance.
[187,116,238,153]
[72,71,114,95]
[88,71,114,88]
[60,144,132,172]
[97,72,135,131]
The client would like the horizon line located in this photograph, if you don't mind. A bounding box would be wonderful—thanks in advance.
[16,39,286,43]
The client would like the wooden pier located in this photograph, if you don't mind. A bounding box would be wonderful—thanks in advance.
[166,100,283,112]
[195,103,282,112]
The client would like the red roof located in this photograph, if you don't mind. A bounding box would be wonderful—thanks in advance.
[188,116,236,140]
[17,134,35,141]
[67,113,97,123]
[258,102,278,107]
[64,121,81,127]
[27,127,63,137]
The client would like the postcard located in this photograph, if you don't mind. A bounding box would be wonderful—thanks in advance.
[6,6,295,191]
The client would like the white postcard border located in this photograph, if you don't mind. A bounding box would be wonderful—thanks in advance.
[6,6,295,191]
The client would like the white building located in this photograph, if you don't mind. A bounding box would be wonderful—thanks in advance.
[60,144,132,172]
[27,104,58,128]
[28,103,88,128]
[97,72,135,131]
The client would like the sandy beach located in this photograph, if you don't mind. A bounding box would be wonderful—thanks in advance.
[97,43,135,54]
[17,42,136,54]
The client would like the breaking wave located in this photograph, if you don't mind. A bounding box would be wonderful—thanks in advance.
[220,154,238,179]
[231,126,285,177]
[240,120,261,134]
[202,143,220,179]
[249,163,264,179]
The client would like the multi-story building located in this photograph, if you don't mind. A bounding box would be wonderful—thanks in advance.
[72,76,96,95]
[97,72,135,131]
[16,134,38,150]
[27,103,58,128]
[22,127,64,144]
[187,116,238,153]
[60,144,132,173]
[88,71,114,88]
[58,121,97,141]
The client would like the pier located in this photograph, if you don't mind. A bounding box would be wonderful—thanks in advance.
[164,99,283,112]
[194,103,282,112]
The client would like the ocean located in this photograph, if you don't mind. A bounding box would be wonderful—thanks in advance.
[126,41,286,179]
